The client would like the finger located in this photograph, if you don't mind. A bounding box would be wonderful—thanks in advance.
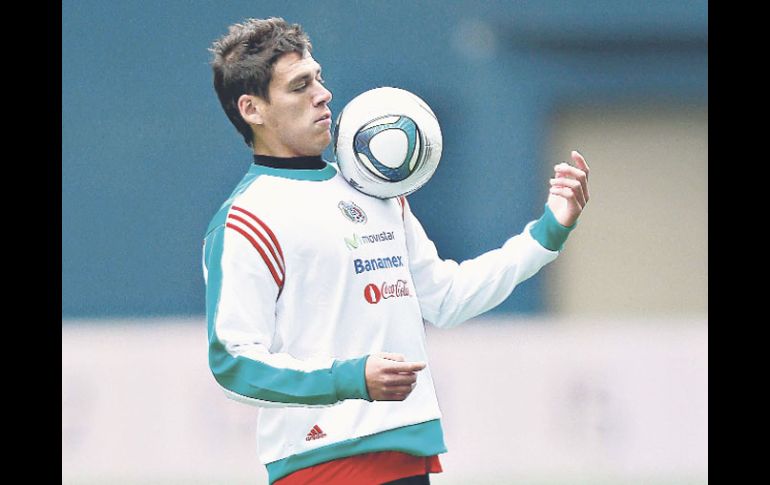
[549,178,586,207]
[377,352,405,362]
[387,360,426,373]
[549,177,581,189]
[571,150,590,177]
[569,151,590,200]
[549,187,583,211]
[382,391,409,401]
[554,164,589,203]
[385,384,415,394]
[554,163,586,181]
[386,373,418,386]
[373,390,407,401]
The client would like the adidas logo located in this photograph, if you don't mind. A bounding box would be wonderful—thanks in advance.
[305,424,327,441]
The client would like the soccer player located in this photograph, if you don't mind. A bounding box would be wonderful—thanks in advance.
[202,17,590,485]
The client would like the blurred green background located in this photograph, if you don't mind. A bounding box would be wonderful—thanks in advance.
[62,0,707,318]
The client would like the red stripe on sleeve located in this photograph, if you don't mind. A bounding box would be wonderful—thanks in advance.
[231,206,285,262]
[228,213,284,272]
[226,222,283,288]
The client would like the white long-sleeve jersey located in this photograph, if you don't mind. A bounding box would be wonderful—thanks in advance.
[202,161,560,483]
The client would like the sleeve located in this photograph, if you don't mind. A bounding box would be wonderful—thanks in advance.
[402,198,560,329]
[202,216,371,408]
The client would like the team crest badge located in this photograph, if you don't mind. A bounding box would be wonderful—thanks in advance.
[338,200,367,224]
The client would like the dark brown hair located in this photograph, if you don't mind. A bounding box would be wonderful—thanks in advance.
[210,18,312,147]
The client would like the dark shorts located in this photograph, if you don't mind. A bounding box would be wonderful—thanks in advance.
[381,474,430,485]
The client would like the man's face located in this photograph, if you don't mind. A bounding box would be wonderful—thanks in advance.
[255,51,333,157]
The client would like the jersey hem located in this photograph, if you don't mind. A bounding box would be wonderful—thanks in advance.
[265,419,446,483]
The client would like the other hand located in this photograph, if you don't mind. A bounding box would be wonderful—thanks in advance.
[365,352,426,401]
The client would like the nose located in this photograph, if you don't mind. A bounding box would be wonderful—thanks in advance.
[313,83,332,107]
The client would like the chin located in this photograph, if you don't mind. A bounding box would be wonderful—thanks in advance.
[314,138,332,154]
[300,147,327,157]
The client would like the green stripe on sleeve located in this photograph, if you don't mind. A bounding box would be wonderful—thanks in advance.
[332,357,371,401]
[205,225,370,405]
[528,203,576,251]
[209,347,370,405]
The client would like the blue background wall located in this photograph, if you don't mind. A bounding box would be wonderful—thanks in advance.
[62,0,707,318]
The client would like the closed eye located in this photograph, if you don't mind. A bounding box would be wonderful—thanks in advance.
[290,70,324,92]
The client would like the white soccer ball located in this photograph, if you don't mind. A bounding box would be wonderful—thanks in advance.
[333,87,442,199]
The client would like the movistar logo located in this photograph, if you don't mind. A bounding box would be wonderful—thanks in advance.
[345,234,361,250]
[344,231,395,250]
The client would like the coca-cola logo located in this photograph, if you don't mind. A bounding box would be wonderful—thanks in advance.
[364,280,411,304]
[382,280,411,299]
[364,284,381,304]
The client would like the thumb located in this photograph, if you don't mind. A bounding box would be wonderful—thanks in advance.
[571,150,589,173]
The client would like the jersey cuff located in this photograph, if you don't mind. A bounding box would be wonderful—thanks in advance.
[529,203,576,251]
[332,356,372,402]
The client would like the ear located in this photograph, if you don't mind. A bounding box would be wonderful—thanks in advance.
[237,94,264,126]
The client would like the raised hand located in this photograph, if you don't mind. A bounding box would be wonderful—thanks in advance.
[547,150,591,227]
